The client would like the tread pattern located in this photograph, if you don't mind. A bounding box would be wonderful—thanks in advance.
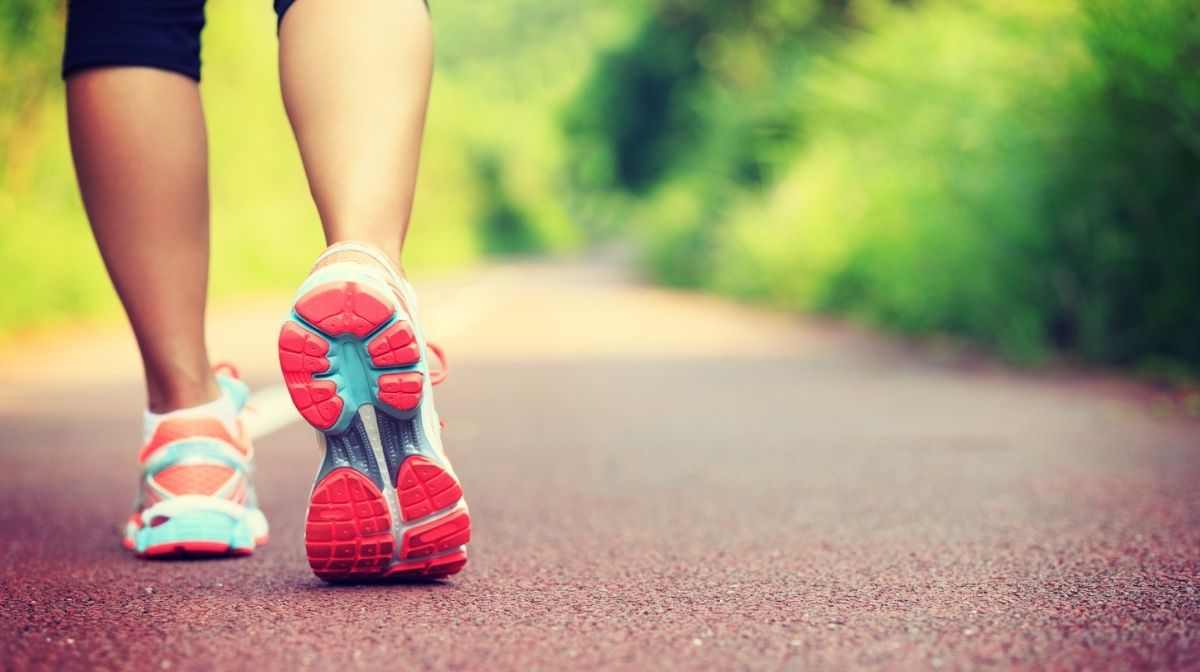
[385,550,469,580]
[368,321,420,367]
[400,510,471,561]
[396,456,464,522]
[304,458,469,581]
[282,277,470,581]
[377,372,424,413]
[294,282,394,338]
[278,322,342,430]
[306,469,395,580]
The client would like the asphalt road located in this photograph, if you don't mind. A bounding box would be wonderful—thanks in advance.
[1,260,1198,671]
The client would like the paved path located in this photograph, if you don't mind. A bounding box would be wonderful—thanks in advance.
[1,260,1198,671]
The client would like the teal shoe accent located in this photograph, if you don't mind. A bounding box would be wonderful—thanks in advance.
[216,372,251,413]
[134,509,256,555]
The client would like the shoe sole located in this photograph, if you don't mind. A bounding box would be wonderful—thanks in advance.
[279,278,469,582]
[125,506,270,559]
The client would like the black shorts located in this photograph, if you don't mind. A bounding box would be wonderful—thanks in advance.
[62,0,299,82]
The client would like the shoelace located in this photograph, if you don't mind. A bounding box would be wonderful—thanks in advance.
[213,361,241,379]
[427,343,450,430]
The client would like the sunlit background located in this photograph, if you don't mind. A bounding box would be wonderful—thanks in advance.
[1,0,1197,381]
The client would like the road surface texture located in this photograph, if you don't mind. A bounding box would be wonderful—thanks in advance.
[1,259,1198,671]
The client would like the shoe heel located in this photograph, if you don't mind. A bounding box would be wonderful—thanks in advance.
[279,279,427,432]
[135,510,254,558]
[293,279,395,339]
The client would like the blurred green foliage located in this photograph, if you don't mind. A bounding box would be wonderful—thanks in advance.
[3,0,1197,379]
[568,0,1200,377]
[0,0,630,335]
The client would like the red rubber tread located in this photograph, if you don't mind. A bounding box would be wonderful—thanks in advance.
[377,372,424,413]
[396,456,464,522]
[306,469,395,580]
[384,550,469,580]
[294,281,395,338]
[142,541,232,558]
[427,553,468,578]
[399,510,471,561]
[278,322,343,430]
[367,321,420,367]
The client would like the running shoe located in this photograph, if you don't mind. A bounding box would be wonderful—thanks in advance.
[124,366,270,558]
[278,242,469,581]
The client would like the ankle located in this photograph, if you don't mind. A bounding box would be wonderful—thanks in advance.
[145,369,221,413]
[143,388,239,442]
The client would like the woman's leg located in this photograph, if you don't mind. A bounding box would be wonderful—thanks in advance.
[275,0,470,581]
[67,68,218,413]
[278,0,434,265]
